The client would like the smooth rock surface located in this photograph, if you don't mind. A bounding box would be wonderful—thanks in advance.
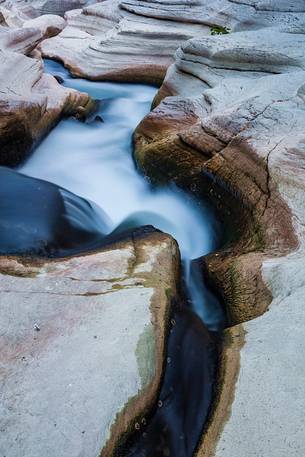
[1,1,305,456]
[0,230,180,457]
[0,0,91,18]
[0,50,94,165]
[215,262,305,457]
[40,1,210,83]
[40,0,305,83]
[23,14,66,38]
[130,2,305,456]
[0,0,95,166]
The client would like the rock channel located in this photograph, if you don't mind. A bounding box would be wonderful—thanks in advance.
[0,228,180,457]
[1,1,305,457]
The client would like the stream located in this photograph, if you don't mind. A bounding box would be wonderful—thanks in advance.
[1,59,225,456]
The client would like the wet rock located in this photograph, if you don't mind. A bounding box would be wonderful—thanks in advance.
[53,74,64,84]
[132,2,305,456]
[0,50,94,166]
[119,303,218,457]
[0,1,96,166]
[210,274,305,457]
[0,167,110,256]
[134,7,304,323]
[0,228,180,457]
[1,1,305,456]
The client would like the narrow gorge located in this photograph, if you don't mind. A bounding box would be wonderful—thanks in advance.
[0,1,304,457]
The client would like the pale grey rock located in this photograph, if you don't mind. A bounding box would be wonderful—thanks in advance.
[39,0,305,83]
[217,259,305,457]
[23,14,66,38]
[0,232,180,457]
[0,0,94,166]
[40,1,210,83]
[130,3,305,456]
[0,25,43,53]
[0,50,94,165]
[0,6,67,56]
[1,1,305,455]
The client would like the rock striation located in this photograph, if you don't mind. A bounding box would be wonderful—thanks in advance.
[40,1,211,83]
[131,2,305,456]
[0,8,94,166]
[0,230,180,457]
[1,1,305,456]
[0,50,94,165]
[40,0,305,84]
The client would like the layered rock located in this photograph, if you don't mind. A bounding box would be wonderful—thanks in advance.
[0,0,98,167]
[1,1,305,456]
[40,0,305,84]
[0,50,94,165]
[40,1,210,83]
[0,0,90,18]
[135,12,305,321]
[0,2,66,38]
[0,230,180,457]
[132,3,305,456]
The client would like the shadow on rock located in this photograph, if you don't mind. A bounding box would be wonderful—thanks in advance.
[117,302,219,457]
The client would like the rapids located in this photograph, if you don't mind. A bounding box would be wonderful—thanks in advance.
[19,59,224,331]
[13,59,226,456]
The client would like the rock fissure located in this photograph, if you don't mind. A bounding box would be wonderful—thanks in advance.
[1,1,305,457]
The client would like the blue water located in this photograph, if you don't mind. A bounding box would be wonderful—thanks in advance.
[19,59,224,331]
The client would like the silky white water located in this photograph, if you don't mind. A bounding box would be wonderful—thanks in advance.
[20,60,223,330]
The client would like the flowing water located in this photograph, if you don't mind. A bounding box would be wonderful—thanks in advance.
[14,59,225,456]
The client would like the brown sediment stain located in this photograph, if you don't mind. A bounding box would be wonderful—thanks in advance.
[133,94,299,456]
[0,230,180,457]
[99,288,172,457]
[99,234,180,457]
[40,48,170,86]
[196,325,246,457]
[134,113,298,325]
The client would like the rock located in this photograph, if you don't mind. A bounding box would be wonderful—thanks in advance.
[0,50,95,165]
[134,10,305,324]
[23,14,66,39]
[121,303,218,456]
[0,25,43,54]
[0,229,180,457]
[0,0,90,18]
[39,0,305,83]
[37,0,88,16]
[1,1,305,455]
[131,2,305,456]
[39,1,210,83]
[0,2,36,28]
[209,269,305,457]
[0,3,67,48]
[0,0,94,167]
[0,167,111,256]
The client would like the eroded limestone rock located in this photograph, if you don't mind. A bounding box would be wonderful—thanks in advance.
[0,0,96,166]
[0,230,180,457]
[132,3,305,456]
[40,1,210,83]
[1,1,305,456]
[39,0,305,84]
[0,50,94,165]
[135,8,305,323]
